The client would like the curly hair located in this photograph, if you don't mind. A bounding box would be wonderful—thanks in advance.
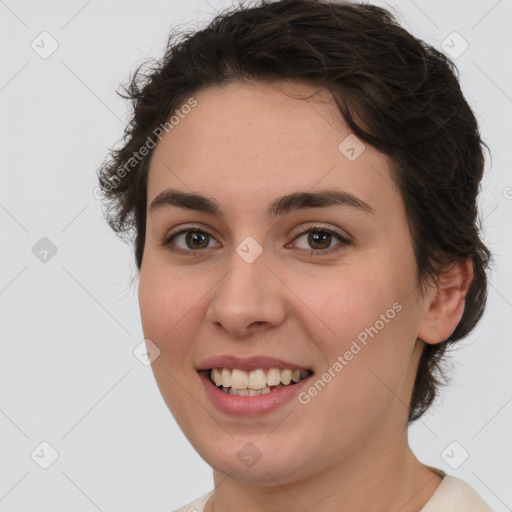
[96,0,491,423]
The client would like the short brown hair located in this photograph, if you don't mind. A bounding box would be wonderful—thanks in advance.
[97,0,491,423]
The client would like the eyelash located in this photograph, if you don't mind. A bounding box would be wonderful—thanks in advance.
[162,224,352,257]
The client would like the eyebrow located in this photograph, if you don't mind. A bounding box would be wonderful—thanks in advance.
[149,188,374,218]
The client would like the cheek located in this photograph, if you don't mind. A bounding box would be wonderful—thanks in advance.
[296,261,417,399]
[138,266,207,428]
[296,264,404,348]
[138,265,200,359]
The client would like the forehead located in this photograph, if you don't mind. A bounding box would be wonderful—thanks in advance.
[151,81,347,167]
[146,81,399,217]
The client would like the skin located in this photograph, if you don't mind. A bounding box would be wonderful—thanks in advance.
[138,80,473,512]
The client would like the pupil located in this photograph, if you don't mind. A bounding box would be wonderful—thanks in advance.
[186,231,208,249]
[309,232,330,249]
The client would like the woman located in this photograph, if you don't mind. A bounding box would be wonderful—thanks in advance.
[97,1,494,510]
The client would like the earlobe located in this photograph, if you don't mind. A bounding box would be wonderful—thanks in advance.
[417,257,474,345]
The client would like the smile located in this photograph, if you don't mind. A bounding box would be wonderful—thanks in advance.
[199,368,314,415]
[209,367,313,396]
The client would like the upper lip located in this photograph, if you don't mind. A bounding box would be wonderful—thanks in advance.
[196,355,313,373]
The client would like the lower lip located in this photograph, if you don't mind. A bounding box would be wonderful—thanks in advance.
[199,370,313,416]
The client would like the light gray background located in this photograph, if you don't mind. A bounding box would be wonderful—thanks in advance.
[1,0,511,510]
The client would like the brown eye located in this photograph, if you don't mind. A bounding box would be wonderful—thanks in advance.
[163,225,350,257]
[307,231,332,250]
[184,231,210,250]
[290,226,351,256]
[164,229,220,252]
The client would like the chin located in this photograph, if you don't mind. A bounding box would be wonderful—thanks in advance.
[196,438,311,484]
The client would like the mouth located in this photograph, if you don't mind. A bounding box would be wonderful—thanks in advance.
[201,367,314,397]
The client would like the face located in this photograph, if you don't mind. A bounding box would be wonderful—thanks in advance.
[138,81,428,484]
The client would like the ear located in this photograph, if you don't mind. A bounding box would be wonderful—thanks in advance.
[417,257,474,344]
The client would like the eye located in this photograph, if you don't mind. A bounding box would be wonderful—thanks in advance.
[288,225,351,256]
[163,224,351,256]
[164,228,220,253]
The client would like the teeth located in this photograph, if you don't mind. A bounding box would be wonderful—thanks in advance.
[248,369,267,390]
[266,368,281,386]
[221,368,231,388]
[230,369,248,389]
[212,368,223,387]
[280,369,292,385]
[209,367,311,393]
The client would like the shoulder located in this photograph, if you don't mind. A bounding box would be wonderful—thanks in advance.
[421,474,494,512]
[171,490,214,512]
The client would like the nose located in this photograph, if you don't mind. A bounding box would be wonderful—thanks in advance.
[206,254,288,338]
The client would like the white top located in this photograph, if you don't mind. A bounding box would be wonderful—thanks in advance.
[171,472,494,512]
